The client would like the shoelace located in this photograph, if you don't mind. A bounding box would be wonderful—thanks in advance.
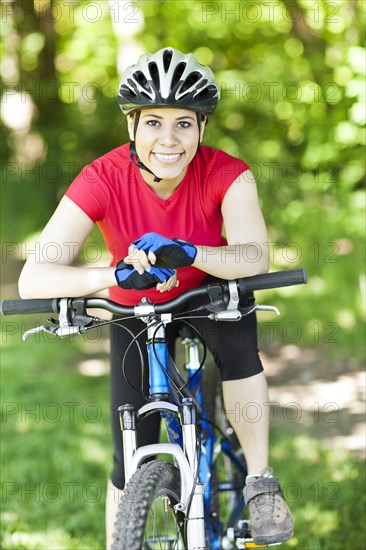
[252,493,283,519]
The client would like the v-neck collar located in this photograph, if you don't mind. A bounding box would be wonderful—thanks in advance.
[134,161,192,204]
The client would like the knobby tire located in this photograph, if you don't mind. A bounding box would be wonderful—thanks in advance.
[111,461,186,550]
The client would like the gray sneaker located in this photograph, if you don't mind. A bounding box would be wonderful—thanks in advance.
[243,468,294,545]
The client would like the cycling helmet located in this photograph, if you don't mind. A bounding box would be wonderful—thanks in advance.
[118,47,220,116]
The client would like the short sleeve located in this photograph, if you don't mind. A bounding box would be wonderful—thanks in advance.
[65,162,110,222]
[207,150,249,206]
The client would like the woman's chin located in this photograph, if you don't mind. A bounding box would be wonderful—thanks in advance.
[147,163,186,183]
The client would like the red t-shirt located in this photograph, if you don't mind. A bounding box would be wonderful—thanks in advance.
[65,144,249,305]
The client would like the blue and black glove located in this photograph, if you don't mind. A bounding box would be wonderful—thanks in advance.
[132,232,197,269]
[115,260,175,290]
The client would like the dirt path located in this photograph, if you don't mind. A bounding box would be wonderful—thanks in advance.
[260,342,365,456]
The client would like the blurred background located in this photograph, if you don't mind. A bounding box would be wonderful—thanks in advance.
[1,1,365,548]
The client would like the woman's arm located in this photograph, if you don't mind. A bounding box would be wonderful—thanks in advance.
[192,170,269,278]
[18,196,116,299]
[124,170,269,280]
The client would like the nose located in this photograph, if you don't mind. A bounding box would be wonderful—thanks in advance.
[158,125,178,147]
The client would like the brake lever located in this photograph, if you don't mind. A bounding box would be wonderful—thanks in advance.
[22,298,98,342]
[208,304,280,322]
[253,304,280,315]
[241,304,281,317]
[22,323,82,342]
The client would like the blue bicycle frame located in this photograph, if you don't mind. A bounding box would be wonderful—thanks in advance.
[145,318,247,549]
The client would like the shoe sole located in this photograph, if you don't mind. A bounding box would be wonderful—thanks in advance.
[253,528,294,545]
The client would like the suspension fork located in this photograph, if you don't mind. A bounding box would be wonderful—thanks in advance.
[180,398,205,549]
[182,336,222,549]
[120,323,206,548]
[180,337,209,548]
[151,329,205,548]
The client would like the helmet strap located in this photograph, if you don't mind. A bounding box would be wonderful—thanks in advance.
[196,112,203,154]
[129,142,162,183]
[129,111,162,183]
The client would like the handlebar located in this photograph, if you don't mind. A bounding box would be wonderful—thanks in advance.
[1,269,307,317]
[0,298,60,316]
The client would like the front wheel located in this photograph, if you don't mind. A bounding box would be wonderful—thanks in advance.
[111,461,187,550]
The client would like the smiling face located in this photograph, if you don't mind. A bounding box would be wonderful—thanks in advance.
[127,108,205,187]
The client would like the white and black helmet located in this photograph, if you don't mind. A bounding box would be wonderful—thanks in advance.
[118,47,220,116]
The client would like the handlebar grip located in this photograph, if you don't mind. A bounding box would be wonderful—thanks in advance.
[0,299,59,316]
[238,268,307,294]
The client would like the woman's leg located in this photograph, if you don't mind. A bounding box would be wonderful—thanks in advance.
[222,372,269,474]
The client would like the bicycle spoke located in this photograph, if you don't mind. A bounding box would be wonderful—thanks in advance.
[143,493,183,550]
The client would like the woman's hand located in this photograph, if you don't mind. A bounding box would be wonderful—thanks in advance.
[156,272,179,293]
[125,233,197,270]
[121,246,179,292]
[124,243,157,274]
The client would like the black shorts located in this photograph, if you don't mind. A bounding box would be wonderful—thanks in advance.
[109,289,263,490]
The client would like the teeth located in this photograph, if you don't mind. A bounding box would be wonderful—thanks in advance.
[154,153,181,160]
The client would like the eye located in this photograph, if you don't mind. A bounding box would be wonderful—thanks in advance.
[146,119,160,127]
[177,121,192,128]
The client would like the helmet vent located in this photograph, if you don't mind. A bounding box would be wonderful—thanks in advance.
[124,81,137,98]
[171,62,187,89]
[148,61,160,88]
[197,84,217,98]
[181,72,201,93]
[163,49,173,72]
[140,90,152,99]
[135,70,150,92]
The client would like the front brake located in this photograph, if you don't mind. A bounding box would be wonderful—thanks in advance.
[22,298,97,341]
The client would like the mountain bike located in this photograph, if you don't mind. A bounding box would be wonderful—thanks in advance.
[1,268,307,549]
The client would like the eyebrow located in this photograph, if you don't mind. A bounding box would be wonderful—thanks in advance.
[141,113,196,121]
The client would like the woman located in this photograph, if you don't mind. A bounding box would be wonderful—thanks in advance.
[19,47,293,547]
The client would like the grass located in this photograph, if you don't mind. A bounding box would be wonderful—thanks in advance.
[268,431,365,550]
[1,321,111,549]
[1,318,365,549]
